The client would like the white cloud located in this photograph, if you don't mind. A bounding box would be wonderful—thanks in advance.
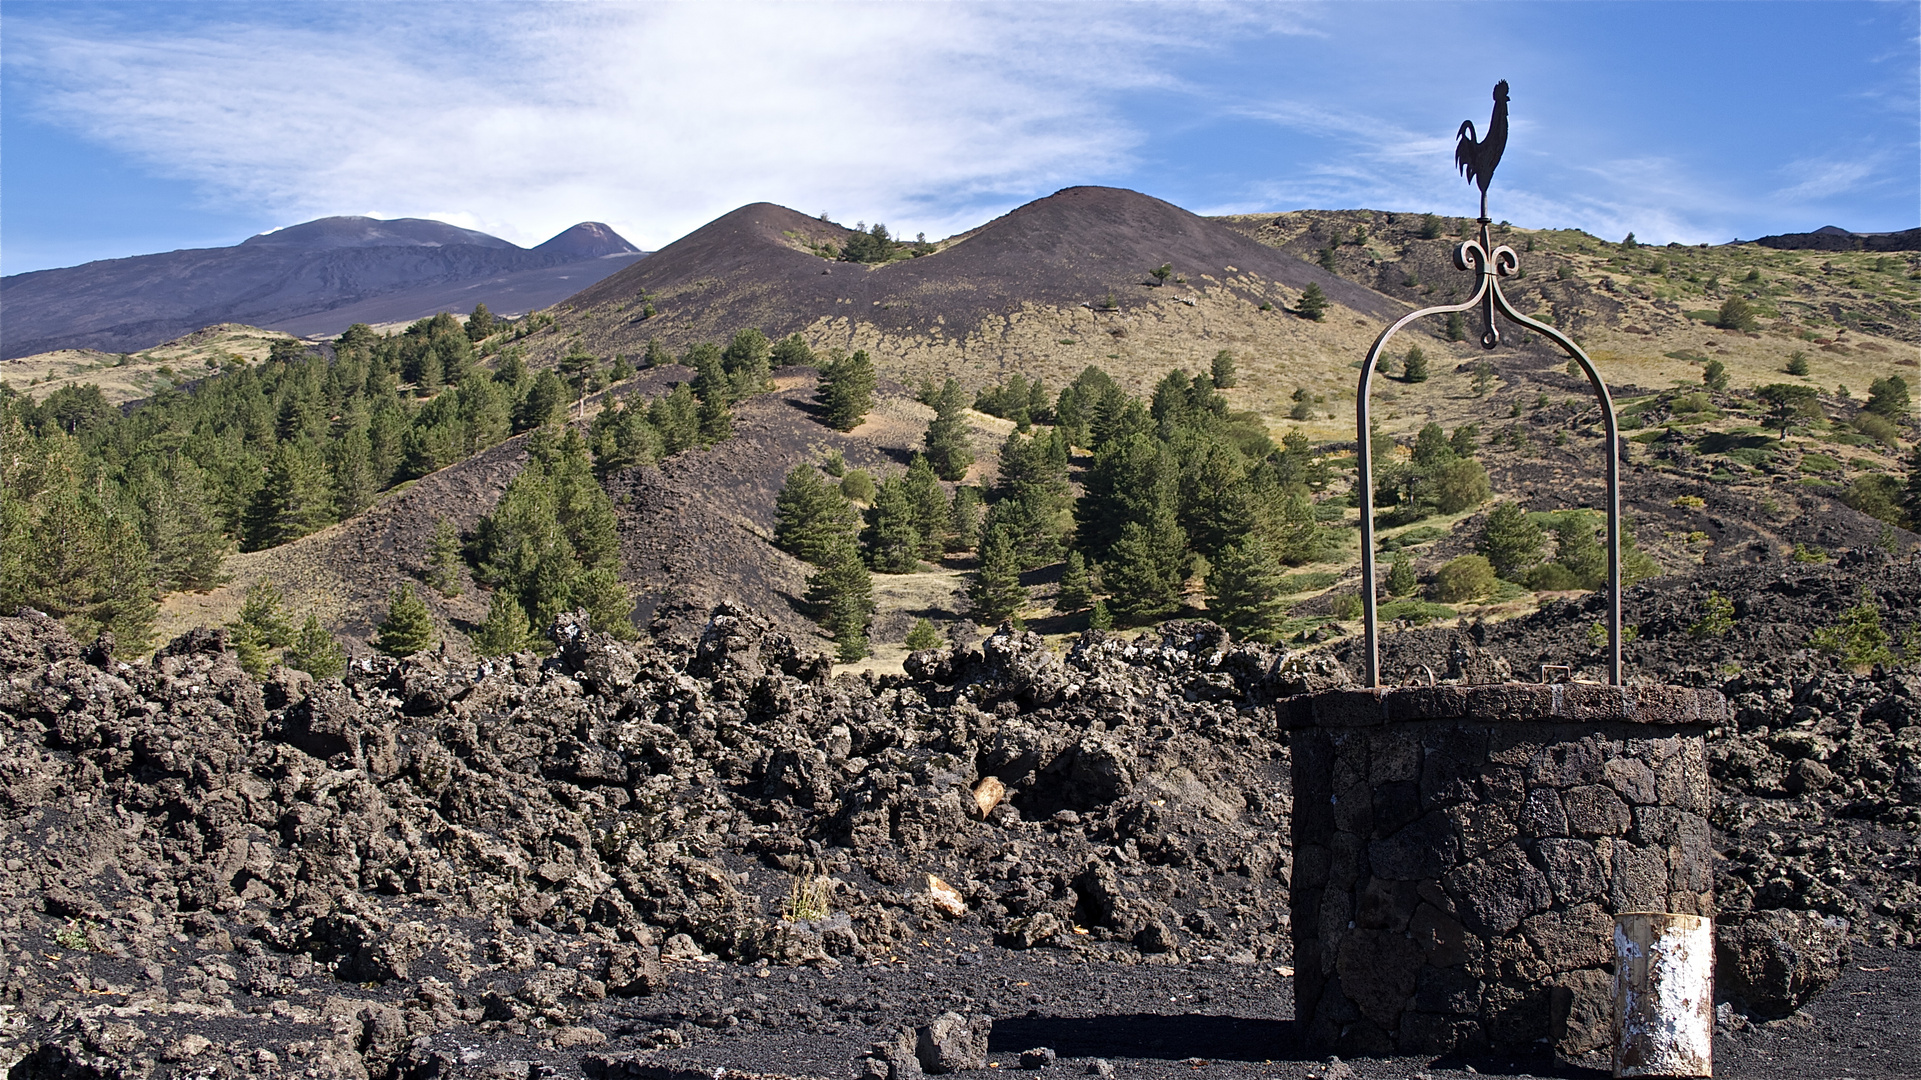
[6,3,1186,249]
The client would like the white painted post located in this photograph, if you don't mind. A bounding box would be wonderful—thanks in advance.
[1613,912,1713,1078]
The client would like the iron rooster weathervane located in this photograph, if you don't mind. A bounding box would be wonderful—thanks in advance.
[1354,81,1626,688]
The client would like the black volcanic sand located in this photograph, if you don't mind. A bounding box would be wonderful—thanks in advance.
[3,554,1920,1080]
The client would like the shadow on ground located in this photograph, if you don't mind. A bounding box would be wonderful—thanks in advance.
[988,1013,1302,1063]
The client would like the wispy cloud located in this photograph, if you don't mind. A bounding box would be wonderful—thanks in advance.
[5,3,1186,248]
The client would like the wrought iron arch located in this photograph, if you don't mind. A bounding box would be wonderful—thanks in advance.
[1355,83,1623,687]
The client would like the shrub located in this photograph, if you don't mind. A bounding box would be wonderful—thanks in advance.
[1840,473,1908,529]
[1689,591,1735,639]
[1330,592,1364,619]
[904,618,942,651]
[1715,296,1757,332]
[1298,283,1328,321]
[1808,593,1895,669]
[1702,359,1729,390]
[840,470,876,503]
[1385,554,1418,597]
[1430,555,1496,602]
[1377,599,1456,625]
[1866,375,1911,420]
[1476,502,1543,580]
[1785,351,1811,377]
[375,584,437,657]
[1853,412,1900,446]
[282,614,346,679]
[1403,347,1429,383]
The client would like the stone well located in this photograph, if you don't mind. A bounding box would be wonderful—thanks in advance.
[1280,682,1725,1058]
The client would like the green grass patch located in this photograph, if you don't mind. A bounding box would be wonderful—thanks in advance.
[1798,452,1842,473]
[1378,599,1457,625]
[1378,525,1450,552]
[1276,571,1340,594]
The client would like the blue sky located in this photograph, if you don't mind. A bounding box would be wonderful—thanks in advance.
[3,1,1916,276]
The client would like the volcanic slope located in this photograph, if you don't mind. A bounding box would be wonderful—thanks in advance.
[0,217,644,358]
[553,188,1410,415]
[152,369,1012,660]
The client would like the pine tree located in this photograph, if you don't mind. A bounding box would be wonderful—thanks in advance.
[863,477,924,573]
[1445,311,1467,342]
[375,583,437,657]
[1088,598,1114,630]
[948,486,983,552]
[722,329,773,399]
[1403,346,1429,383]
[1477,502,1544,581]
[467,428,632,638]
[817,349,878,431]
[901,453,951,558]
[515,370,568,431]
[1102,509,1189,623]
[1210,349,1237,388]
[774,465,858,565]
[559,342,598,419]
[803,537,874,661]
[648,384,702,453]
[282,614,346,679]
[1386,554,1418,598]
[426,516,464,596]
[131,457,228,594]
[771,333,815,368]
[466,302,497,342]
[242,442,336,551]
[692,349,735,443]
[1056,550,1094,612]
[1297,283,1327,321]
[904,618,942,652]
[1205,538,1289,641]
[967,526,1027,625]
[1551,515,1607,589]
[329,422,378,520]
[474,588,536,657]
[229,577,294,677]
[923,378,974,481]
[1702,359,1729,391]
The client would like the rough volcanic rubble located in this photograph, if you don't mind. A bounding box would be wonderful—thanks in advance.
[0,561,1917,1079]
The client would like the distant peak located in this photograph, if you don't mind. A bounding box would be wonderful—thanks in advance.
[241,216,517,251]
[1812,225,1853,237]
[533,222,641,258]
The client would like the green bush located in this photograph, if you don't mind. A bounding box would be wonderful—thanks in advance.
[1330,592,1364,620]
[840,470,876,503]
[1785,351,1811,377]
[1377,599,1455,625]
[1430,555,1496,602]
[1808,594,1895,669]
[1715,296,1756,331]
[1853,412,1901,446]
[1689,591,1735,639]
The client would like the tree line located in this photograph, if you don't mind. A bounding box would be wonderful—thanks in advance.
[775,357,1363,655]
[0,305,790,656]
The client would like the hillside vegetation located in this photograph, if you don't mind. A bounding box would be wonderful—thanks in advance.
[2,189,1917,675]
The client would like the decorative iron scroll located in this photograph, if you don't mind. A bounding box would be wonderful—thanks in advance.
[1354,81,1624,687]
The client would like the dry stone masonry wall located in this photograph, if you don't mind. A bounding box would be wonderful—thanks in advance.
[1281,683,1725,1059]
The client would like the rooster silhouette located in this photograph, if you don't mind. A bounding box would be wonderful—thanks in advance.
[1455,80,1510,220]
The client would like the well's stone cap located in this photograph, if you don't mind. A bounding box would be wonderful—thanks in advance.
[1278,682,1728,729]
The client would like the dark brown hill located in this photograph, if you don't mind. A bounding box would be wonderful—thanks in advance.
[1752,225,1921,252]
[566,187,1400,350]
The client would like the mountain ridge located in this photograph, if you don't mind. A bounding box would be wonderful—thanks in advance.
[0,217,645,358]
